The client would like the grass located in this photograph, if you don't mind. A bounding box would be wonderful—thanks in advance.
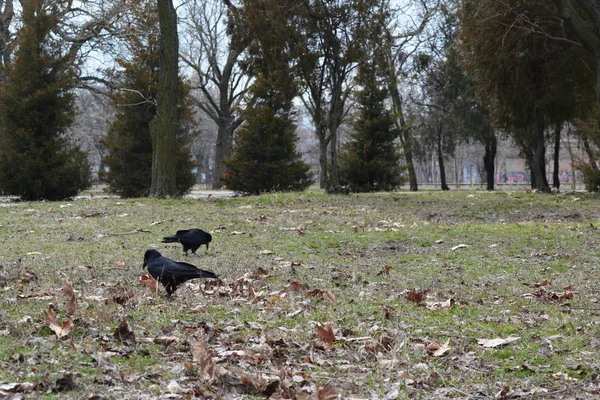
[0,189,600,399]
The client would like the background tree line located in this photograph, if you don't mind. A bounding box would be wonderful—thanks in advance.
[0,0,598,200]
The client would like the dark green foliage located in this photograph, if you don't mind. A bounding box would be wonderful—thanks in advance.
[339,62,403,192]
[222,74,313,195]
[0,0,91,201]
[99,3,195,198]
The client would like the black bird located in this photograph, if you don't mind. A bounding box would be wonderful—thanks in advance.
[143,249,219,297]
[162,229,212,255]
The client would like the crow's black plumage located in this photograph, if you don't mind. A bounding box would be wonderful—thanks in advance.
[162,228,212,255]
[143,249,218,297]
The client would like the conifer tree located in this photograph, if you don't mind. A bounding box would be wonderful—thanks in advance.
[0,0,91,201]
[222,73,313,195]
[339,61,403,192]
[100,2,195,198]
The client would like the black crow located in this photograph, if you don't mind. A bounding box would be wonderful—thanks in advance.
[142,249,218,297]
[162,229,212,255]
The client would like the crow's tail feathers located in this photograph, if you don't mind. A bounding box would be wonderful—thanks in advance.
[162,236,179,243]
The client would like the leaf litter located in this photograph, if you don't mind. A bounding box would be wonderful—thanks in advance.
[2,192,600,398]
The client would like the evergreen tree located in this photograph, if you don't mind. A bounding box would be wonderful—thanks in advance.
[100,2,195,198]
[0,0,91,201]
[339,61,403,192]
[222,73,313,195]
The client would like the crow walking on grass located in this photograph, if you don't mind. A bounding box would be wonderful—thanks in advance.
[162,228,212,255]
[143,249,218,297]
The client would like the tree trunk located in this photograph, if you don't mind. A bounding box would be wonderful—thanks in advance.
[483,131,497,191]
[437,122,450,191]
[390,83,418,191]
[318,134,328,188]
[532,113,550,192]
[212,118,234,189]
[553,123,562,190]
[328,126,340,192]
[150,0,179,198]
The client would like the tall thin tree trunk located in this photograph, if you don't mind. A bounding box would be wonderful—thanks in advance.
[553,123,562,190]
[390,84,417,191]
[318,134,328,188]
[483,131,497,191]
[213,118,233,188]
[532,112,550,192]
[150,0,179,198]
[329,127,340,192]
[437,122,449,191]
[582,134,598,170]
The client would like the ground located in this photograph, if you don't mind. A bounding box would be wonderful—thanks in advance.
[0,189,599,399]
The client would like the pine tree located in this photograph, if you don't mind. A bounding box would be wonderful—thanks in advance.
[0,0,91,201]
[222,74,313,195]
[100,2,195,198]
[339,61,403,192]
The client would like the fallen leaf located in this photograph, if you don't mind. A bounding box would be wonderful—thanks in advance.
[315,323,335,350]
[139,274,159,293]
[317,385,341,399]
[405,288,429,303]
[306,288,335,302]
[191,340,217,381]
[62,280,78,316]
[377,265,394,275]
[451,244,469,251]
[113,319,135,344]
[286,281,309,292]
[46,305,73,339]
[432,339,451,357]
[153,336,177,346]
[0,382,35,393]
[477,336,520,348]
[259,249,274,255]
[495,386,510,399]
[229,231,245,235]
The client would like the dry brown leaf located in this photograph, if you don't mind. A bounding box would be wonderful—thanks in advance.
[109,287,134,305]
[496,386,510,399]
[139,274,159,293]
[306,288,335,302]
[534,279,551,287]
[116,261,126,269]
[315,323,335,350]
[377,265,394,276]
[113,319,135,344]
[524,288,573,302]
[62,281,78,316]
[477,336,520,348]
[153,336,177,346]
[317,385,341,400]
[46,305,73,339]
[432,339,451,357]
[405,288,429,303]
[191,340,217,381]
[286,281,309,292]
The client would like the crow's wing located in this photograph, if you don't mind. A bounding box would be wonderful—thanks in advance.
[173,261,218,279]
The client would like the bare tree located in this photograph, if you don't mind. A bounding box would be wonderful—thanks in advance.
[180,0,250,188]
[382,0,442,191]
